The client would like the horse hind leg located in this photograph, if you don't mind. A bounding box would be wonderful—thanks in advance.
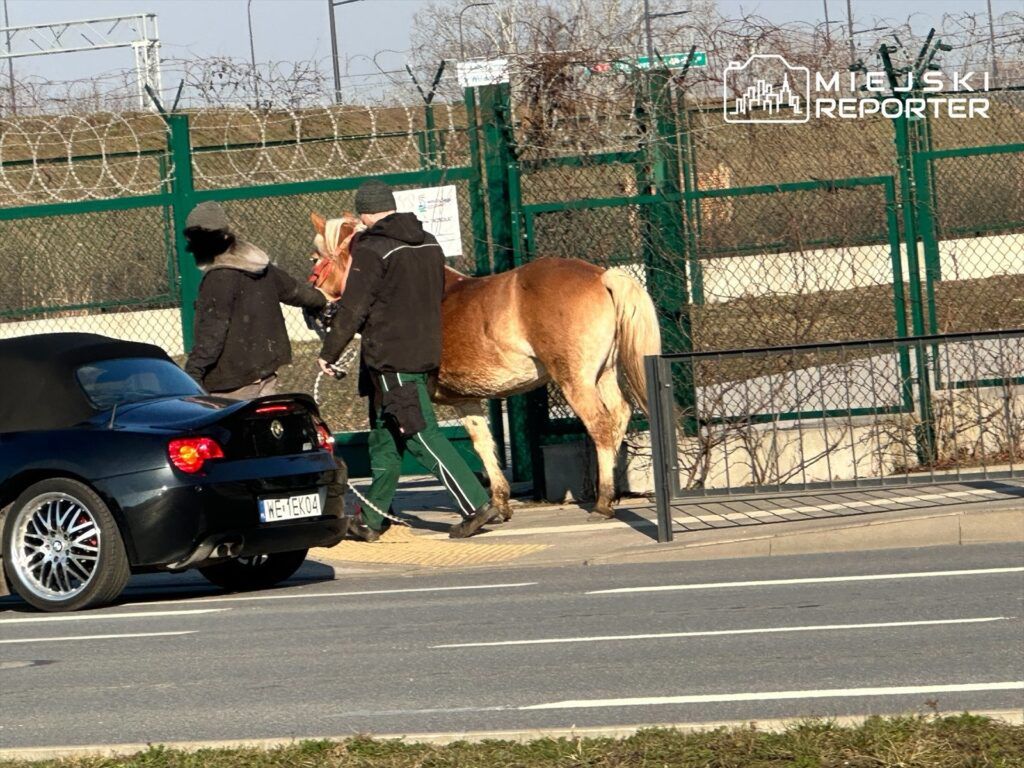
[455,401,512,520]
[599,363,634,507]
[559,374,628,519]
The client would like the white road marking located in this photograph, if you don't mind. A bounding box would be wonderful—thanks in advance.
[431,616,1014,648]
[520,681,1024,710]
[0,608,227,625]
[123,582,538,606]
[0,631,196,645]
[588,567,1024,594]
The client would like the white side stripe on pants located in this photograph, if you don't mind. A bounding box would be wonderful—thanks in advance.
[397,374,477,518]
[396,373,476,516]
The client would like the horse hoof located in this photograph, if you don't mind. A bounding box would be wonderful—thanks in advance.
[590,507,616,520]
[491,501,512,522]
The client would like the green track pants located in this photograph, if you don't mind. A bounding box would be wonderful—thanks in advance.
[358,371,489,531]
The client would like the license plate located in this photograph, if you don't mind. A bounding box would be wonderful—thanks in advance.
[258,492,322,523]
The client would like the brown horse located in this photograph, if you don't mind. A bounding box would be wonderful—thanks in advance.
[307,211,661,519]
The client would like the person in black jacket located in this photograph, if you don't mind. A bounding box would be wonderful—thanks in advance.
[317,179,500,540]
[183,201,328,399]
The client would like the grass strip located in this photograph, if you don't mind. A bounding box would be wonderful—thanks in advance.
[1,714,1021,768]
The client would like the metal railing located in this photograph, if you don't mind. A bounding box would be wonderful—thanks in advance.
[644,329,1024,542]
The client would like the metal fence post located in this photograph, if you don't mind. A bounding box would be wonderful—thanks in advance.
[640,69,696,436]
[464,86,507,469]
[883,42,937,463]
[645,354,675,543]
[166,113,199,351]
[675,89,704,305]
[476,81,540,491]
[422,103,437,168]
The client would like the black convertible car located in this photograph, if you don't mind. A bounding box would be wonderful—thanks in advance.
[0,333,350,612]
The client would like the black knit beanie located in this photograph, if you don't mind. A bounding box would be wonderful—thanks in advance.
[354,179,397,215]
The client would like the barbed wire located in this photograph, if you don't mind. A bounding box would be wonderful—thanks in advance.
[0,8,1018,204]
[0,8,1016,118]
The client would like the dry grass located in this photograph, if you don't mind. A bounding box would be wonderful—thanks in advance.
[1,715,1021,768]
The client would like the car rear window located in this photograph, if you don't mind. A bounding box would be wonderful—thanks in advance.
[76,358,204,409]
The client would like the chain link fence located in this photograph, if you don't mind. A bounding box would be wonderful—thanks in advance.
[0,103,478,436]
[0,112,182,357]
[652,331,1024,495]
[1,63,1022,488]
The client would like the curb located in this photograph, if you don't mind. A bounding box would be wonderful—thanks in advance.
[590,506,1024,565]
[3,709,1020,761]
[308,505,1024,575]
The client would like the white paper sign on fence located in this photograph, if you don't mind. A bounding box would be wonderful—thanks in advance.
[393,184,463,258]
[456,58,509,88]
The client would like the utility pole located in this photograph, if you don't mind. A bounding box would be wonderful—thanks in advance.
[328,0,364,105]
[823,0,830,39]
[845,0,856,63]
[986,0,999,86]
[328,0,342,103]
[247,0,260,106]
[642,0,655,61]
[2,0,14,115]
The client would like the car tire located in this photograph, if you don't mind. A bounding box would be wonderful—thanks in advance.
[198,549,308,592]
[2,478,130,612]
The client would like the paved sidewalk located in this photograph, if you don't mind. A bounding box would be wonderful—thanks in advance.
[309,476,1024,574]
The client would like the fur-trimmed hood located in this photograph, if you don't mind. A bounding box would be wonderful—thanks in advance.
[200,239,270,274]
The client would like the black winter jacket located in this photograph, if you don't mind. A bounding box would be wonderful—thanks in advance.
[319,212,446,376]
[185,241,326,392]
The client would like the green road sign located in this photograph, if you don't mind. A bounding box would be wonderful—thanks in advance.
[613,52,707,71]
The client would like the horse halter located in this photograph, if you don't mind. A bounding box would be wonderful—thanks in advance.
[307,253,339,298]
[302,252,339,342]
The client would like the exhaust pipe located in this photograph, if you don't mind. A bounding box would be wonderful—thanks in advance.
[211,541,243,559]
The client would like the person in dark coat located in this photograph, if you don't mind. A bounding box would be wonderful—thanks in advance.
[317,179,500,540]
[183,201,328,399]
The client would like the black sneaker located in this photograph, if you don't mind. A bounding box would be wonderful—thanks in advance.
[448,504,501,539]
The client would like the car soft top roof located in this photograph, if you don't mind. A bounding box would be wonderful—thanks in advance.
[0,333,175,433]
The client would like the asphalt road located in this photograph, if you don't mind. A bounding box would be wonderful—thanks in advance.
[1,542,1022,750]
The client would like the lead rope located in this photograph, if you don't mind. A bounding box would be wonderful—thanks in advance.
[314,343,407,528]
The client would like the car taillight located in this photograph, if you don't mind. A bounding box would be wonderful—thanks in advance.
[254,404,291,414]
[315,423,335,452]
[168,437,224,473]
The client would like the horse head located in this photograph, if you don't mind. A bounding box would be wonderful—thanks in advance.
[304,210,362,338]
[309,210,361,299]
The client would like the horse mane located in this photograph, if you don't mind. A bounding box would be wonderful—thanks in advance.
[310,213,360,298]
[317,215,359,263]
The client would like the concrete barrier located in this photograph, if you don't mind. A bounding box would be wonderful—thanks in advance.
[702,232,1024,302]
[0,305,322,356]
[542,384,1024,502]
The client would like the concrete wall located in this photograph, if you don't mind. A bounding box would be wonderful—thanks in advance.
[542,385,1024,502]
[701,232,1024,302]
[0,305,322,356]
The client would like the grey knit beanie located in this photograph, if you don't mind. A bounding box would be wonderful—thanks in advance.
[354,179,397,215]
[185,201,232,232]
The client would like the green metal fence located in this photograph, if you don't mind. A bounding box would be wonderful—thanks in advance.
[504,66,1023,491]
[1,66,1023,494]
[0,104,493,478]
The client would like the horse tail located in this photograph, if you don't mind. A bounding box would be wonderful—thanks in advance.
[601,268,662,416]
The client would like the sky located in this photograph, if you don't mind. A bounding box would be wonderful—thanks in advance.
[2,0,1020,89]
